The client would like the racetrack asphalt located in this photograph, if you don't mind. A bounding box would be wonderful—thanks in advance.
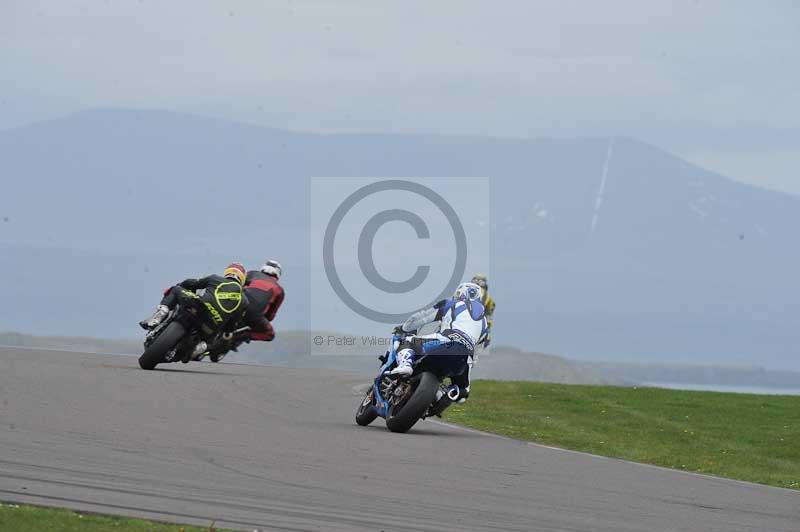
[0,347,797,531]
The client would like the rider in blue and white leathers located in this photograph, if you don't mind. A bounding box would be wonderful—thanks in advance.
[389,282,488,402]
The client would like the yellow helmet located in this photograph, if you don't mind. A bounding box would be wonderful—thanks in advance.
[471,273,488,290]
[223,262,247,285]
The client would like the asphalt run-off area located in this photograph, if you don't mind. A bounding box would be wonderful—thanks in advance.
[0,348,797,531]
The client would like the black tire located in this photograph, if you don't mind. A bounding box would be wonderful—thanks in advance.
[139,321,186,370]
[355,387,379,426]
[385,372,439,433]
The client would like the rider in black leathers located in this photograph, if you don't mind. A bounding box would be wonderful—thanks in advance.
[139,263,270,360]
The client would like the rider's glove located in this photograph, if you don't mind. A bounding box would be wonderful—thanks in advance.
[392,325,406,335]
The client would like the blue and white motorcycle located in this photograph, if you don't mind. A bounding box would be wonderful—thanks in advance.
[355,333,467,433]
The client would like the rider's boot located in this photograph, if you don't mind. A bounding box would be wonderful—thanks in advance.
[388,348,414,376]
[139,305,169,330]
[426,388,450,418]
[426,385,461,418]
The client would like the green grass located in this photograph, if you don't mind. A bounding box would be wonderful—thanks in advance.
[443,381,800,489]
[0,503,234,532]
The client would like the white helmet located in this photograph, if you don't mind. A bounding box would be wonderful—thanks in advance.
[260,259,282,279]
[454,282,482,302]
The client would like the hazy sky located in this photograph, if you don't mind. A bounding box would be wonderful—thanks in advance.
[2,0,799,193]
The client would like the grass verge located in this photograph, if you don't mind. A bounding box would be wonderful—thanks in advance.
[443,381,800,489]
[0,503,235,532]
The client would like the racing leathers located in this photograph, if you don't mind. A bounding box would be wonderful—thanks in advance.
[243,270,285,341]
[204,271,285,360]
[481,292,495,348]
[157,275,269,344]
[392,297,488,402]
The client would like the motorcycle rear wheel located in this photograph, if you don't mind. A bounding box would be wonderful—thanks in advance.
[139,321,186,370]
[386,371,439,433]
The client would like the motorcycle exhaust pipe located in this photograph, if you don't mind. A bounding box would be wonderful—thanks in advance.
[446,385,461,402]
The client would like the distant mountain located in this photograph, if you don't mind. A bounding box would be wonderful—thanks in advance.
[1,109,798,369]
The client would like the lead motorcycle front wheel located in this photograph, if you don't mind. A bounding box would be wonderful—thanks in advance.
[138,321,186,370]
[385,371,439,433]
[355,388,379,426]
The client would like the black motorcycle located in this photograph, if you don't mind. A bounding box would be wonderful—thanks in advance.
[138,288,237,370]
